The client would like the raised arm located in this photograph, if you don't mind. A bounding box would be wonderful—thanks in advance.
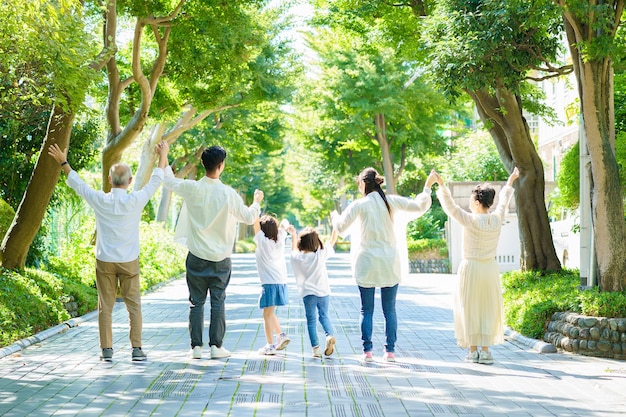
[287,225,298,250]
[48,144,72,176]
[327,228,338,247]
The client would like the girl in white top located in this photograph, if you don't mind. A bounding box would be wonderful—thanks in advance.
[433,168,519,365]
[289,226,338,358]
[254,215,291,355]
[331,167,437,362]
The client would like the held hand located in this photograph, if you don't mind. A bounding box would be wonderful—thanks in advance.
[279,219,290,230]
[156,141,170,169]
[430,170,444,187]
[425,170,438,188]
[48,143,68,164]
[155,140,169,156]
[287,225,297,235]
[253,189,264,204]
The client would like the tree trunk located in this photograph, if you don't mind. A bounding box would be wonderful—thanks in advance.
[470,88,562,272]
[1,106,74,269]
[559,10,626,291]
[375,113,397,194]
[574,60,626,291]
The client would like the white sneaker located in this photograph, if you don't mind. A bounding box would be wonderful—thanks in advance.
[190,346,202,359]
[478,350,494,365]
[210,345,231,359]
[275,333,290,350]
[258,343,277,355]
[312,346,322,358]
[324,335,336,356]
[465,351,479,363]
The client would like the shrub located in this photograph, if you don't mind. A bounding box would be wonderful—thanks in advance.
[407,208,446,240]
[235,238,256,253]
[407,238,448,260]
[0,199,14,240]
[137,222,187,291]
[0,268,73,346]
[502,269,580,339]
[577,289,626,318]
[0,220,188,348]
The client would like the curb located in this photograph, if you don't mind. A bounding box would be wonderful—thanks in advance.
[505,327,557,353]
[0,310,98,360]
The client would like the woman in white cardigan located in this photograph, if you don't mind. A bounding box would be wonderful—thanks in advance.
[331,167,437,362]
[432,167,519,365]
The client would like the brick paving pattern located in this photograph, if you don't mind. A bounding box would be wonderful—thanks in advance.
[1,253,626,416]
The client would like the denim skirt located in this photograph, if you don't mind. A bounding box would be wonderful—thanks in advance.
[259,283,288,308]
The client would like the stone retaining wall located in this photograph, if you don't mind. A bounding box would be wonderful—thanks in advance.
[544,311,626,360]
[409,259,450,274]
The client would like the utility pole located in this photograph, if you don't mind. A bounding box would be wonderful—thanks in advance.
[578,117,596,288]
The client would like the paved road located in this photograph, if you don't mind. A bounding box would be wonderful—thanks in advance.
[1,253,626,416]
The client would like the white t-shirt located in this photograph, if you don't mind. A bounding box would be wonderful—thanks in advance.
[290,245,335,298]
[254,229,288,284]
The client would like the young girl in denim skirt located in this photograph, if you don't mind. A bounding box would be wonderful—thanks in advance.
[288,226,338,358]
[254,215,291,355]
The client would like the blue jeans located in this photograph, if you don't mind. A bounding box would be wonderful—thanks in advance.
[358,284,398,353]
[186,253,231,349]
[303,295,334,348]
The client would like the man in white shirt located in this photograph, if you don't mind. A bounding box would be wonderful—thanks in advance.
[163,145,263,360]
[48,141,169,362]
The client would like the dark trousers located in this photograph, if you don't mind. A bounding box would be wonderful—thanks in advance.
[186,252,232,349]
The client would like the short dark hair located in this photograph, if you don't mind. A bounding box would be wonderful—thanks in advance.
[297,227,323,252]
[472,184,496,208]
[201,146,227,172]
[260,215,279,242]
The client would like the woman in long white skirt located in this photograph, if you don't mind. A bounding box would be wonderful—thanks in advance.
[432,167,519,365]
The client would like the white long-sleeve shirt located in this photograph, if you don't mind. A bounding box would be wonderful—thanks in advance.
[436,185,514,260]
[163,166,260,262]
[66,168,164,263]
[332,188,432,288]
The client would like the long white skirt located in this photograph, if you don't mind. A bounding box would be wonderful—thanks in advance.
[453,258,504,348]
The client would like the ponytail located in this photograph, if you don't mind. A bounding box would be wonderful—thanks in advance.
[359,168,393,219]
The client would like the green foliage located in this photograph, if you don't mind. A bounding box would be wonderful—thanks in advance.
[502,269,580,339]
[615,71,626,135]
[577,289,626,318]
[429,129,508,182]
[424,0,564,102]
[616,131,626,199]
[0,267,73,347]
[137,223,187,291]
[502,269,626,340]
[296,10,454,194]
[0,199,15,241]
[553,141,580,210]
[407,238,448,260]
[0,216,186,347]
[47,216,186,292]
[406,209,446,240]
[0,0,97,114]
[235,238,256,254]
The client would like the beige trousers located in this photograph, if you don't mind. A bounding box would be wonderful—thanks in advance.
[95,259,142,349]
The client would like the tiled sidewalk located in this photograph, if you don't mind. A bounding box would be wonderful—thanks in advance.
[1,253,626,416]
